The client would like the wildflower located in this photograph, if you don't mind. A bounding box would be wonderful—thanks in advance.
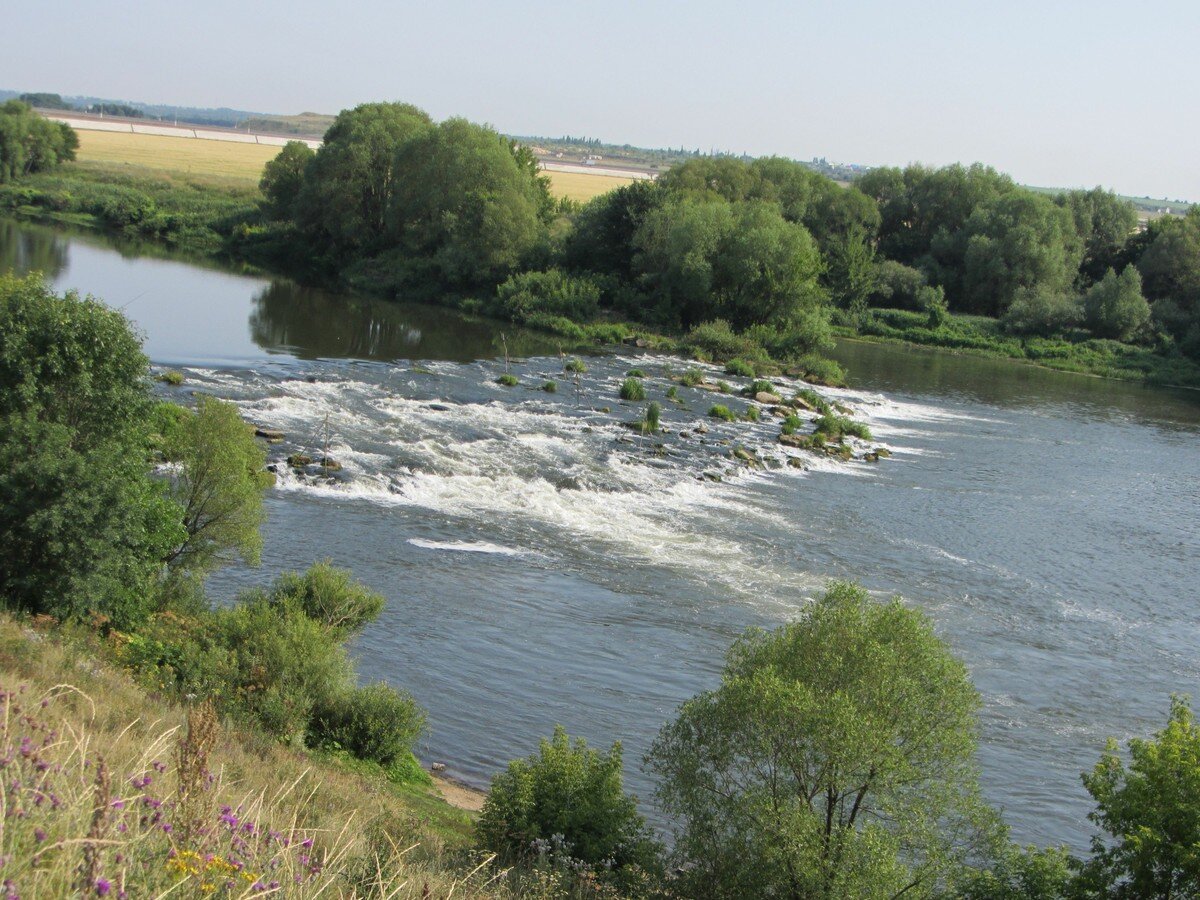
[33,828,46,843]
[94,878,111,896]
[110,800,125,810]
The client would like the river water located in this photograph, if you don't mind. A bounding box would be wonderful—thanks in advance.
[5,218,1199,852]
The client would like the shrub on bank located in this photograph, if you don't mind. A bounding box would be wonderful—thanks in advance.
[310,682,426,767]
[477,726,663,879]
[619,377,647,401]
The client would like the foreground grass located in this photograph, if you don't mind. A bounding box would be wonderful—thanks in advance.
[0,614,519,898]
[838,308,1200,389]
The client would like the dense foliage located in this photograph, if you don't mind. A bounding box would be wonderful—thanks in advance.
[477,726,662,884]
[648,581,992,898]
[0,274,181,627]
[0,101,77,183]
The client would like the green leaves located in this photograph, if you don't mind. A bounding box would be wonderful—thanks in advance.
[477,725,663,878]
[648,581,992,899]
[1080,696,1200,898]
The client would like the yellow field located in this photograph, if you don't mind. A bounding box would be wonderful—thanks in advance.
[73,128,633,201]
[543,169,635,202]
[75,130,280,186]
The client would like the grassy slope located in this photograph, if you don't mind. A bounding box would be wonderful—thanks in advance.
[0,615,507,898]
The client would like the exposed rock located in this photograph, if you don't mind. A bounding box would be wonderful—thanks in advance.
[778,433,810,448]
[791,395,816,412]
[769,406,790,417]
[694,423,708,434]
[703,471,722,483]
[255,427,285,442]
[732,447,758,465]
[864,452,879,462]
[426,403,451,412]
[317,457,342,472]
[788,457,806,469]
[431,762,447,772]
[287,454,313,468]
[755,391,782,404]
[873,447,892,458]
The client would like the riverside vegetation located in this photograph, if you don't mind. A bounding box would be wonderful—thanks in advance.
[3,273,1200,897]
[5,99,1200,386]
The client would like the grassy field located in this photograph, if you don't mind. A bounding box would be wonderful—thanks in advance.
[76,130,280,187]
[543,169,635,202]
[75,129,630,202]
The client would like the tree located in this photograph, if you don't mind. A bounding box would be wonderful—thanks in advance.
[389,118,548,286]
[953,192,1082,316]
[634,197,825,330]
[294,102,433,254]
[477,725,662,876]
[162,396,271,576]
[1136,209,1200,313]
[1079,696,1200,898]
[0,274,182,627]
[1084,266,1150,341]
[647,581,993,899]
[0,100,78,183]
[824,225,878,323]
[958,844,1075,900]
[259,140,314,219]
[1056,188,1138,286]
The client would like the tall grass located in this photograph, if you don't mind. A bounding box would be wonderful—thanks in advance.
[0,617,548,899]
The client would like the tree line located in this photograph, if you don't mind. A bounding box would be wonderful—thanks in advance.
[251,102,1200,379]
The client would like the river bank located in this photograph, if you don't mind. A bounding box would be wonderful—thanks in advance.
[7,163,1197,390]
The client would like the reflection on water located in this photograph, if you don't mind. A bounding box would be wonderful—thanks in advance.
[247,280,561,362]
[0,218,559,365]
[0,218,67,281]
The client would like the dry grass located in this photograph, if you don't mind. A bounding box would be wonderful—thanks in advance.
[542,171,634,203]
[72,129,631,204]
[0,616,533,899]
[75,131,280,188]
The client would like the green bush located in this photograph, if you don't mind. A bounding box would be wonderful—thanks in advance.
[781,414,804,435]
[266,560,385,638]
[724,358,755,377]
[665,385,680,401]
[496,373,519,387]
[644,401,662,433]
[494,268,601,324]
[708,405,736,422]
[619,377,647,401]
[540,380,557,393]
[310,682,426,767]
[685,319,764,361]
[626,368,646,378]
[744,406,760,422]
[814,413,872,441]
[564,357,587,374]
[157,369,185,386]
[679,367,705,387]
[744,379,776,396]
[476,726,662,874]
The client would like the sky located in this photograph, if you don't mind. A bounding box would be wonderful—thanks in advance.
[6,0,1199,200]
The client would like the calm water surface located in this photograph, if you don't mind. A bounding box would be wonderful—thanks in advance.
[6,219,1199,851]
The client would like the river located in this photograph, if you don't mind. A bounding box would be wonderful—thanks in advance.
[4,218,1199,852]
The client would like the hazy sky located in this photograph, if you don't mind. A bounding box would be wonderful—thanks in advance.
[7,0,1198,199]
